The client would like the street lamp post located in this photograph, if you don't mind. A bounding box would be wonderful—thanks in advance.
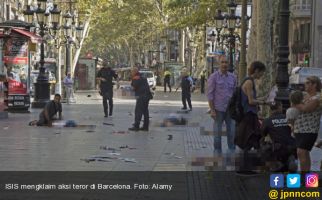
[225,0,239,73]
[209,31,216,73]
[275,0,290,111]
[238,0,250,83]
[63,11,73,76]
[214,9,224,50]
[30,0,50,108]
[24,1,83,106]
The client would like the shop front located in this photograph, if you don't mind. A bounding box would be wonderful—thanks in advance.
[0,26,40,111]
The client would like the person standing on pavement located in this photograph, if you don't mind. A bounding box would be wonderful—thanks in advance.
[63,73,74,104]
[235,61,266,174]
[128,67,152,131]
[96,65,119,117]
[177,68,192,111]
[200,69,206,94]
[293,76,322,172]
[164,69,171,92]
[235,61,266,150]
[207,56,237,153]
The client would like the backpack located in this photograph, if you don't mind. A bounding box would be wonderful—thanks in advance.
[227,77,254,122]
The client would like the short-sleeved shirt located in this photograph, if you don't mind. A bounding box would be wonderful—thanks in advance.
[43,100,62,119]
[294,94,322,134]
[262,113,294,145]
[97,67,118,92]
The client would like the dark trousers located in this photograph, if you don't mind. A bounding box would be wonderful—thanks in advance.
[37,112,48,126]
[200,78,205,94]
[134,97,150,128]
[182,92,192,109]
[164,78,171,92]
[102,91,113,116]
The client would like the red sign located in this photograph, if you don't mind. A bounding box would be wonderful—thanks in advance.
[3,33,29,95]
[3,57,28,64]
[8,78,27,94]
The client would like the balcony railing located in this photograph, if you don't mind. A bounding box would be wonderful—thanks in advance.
[291,3,312,18]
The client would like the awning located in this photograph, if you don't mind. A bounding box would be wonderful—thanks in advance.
[12,28,42,43]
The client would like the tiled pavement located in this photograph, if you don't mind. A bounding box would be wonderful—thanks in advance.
[0,90,321,171]
[1,90,322,199]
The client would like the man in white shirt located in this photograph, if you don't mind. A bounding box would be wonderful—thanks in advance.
[63,73,74,104]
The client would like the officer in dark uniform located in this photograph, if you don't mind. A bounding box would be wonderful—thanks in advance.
[97,65,118,117]
[128,67,152,131]
[261,101,297,171]
[200,70,206,94]
[163,69,171,92]
[177,68,192,111]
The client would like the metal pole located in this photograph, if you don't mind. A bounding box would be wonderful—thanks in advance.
[275,0,290,112]
[32,24,50,108]
[190,50,192,75]
[66,43,70,75]
[211,41,214,73]
[228,29,234,72]
[239,0,247,83]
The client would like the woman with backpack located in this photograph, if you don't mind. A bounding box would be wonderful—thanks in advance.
[235,61,267,173]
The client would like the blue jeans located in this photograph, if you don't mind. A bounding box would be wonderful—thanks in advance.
[214,110,236,152]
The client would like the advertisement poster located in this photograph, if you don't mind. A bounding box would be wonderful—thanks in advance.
[3,32,29,94]
[0,38,6,111]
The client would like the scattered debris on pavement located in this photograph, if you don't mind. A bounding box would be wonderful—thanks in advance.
[121,158,138,163]
[81,155,119,163]
[163,153,183,159]
[119,145,137,150]
[103,122,114,126]
[108,152,121,156]
[99,146,120,151]
[112,131,129,134]
[168,135,173,140]
[80,158,96,163]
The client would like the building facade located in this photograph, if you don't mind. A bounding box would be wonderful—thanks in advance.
[310,0,322,68]
[0,0,24,23]
[289,0,322,68]
[289,0,312,67]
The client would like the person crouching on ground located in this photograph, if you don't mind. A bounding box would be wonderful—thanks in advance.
[29,94,62,127]
[261,101,297,172]
[128,67,153,132]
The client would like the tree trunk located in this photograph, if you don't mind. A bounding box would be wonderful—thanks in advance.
[247,0,281,117]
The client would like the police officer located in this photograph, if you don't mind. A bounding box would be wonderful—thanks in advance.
[177,68,192,111]
[164,69,171,92]
[128,67,152,131]
[97,64,118,117]
[200,69,206,94]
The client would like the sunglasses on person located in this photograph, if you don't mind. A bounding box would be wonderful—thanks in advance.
[221,61,228,64]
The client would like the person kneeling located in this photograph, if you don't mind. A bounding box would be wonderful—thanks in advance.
[29,94,62,127]
[261,101,297,172]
